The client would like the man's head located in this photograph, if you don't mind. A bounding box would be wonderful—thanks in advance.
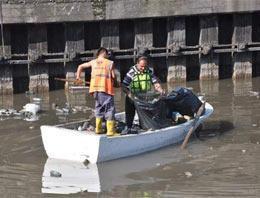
[97,47,108,58]
[137,56,148,74]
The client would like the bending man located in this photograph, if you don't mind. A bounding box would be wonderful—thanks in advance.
[76,47,120,136]
[122,56,165,135]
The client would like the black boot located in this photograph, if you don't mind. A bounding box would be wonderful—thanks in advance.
[121,126,131,135]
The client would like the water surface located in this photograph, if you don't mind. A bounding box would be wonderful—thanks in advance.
[0,78,260,197]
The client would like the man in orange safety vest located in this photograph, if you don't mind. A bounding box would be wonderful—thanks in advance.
[76,47,120,136]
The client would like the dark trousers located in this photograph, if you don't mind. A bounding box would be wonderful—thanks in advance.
[94,92,115,120]
[125,96,136,128]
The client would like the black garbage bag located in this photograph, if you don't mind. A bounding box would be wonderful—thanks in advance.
[164,87,202,117]
[131,88,202,131]
[133,95,171,130]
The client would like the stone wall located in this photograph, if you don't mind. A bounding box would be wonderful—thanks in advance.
[1,0,260,24]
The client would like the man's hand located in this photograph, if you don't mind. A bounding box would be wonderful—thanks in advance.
[76,78,84,85]
[160,88,166,95]
[154,83,165,95]
[127,92,132,98]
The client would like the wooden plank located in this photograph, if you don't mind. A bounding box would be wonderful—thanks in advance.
[167,17,186,82]
[28,24,49,92]
[199,15,219,80]
[100,21,121,82]
[0,65,13,94]
[0,25,11,58]
[64,23,85,90]
[134,18,154,69]
[134,18,153,49]
[232,14,252,79]
[0,23,13,94]
[100,21,119,50]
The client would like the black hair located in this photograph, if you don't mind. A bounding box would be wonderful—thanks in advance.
[97,47,108,57]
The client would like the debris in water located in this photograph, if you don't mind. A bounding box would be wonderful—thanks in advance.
[71,107,78,113]
[21,103,40,114]
[249,91,260,96]
[51,103,59,109]
[33,97,43,102]
[62,108,70,113]
[78,126,83,131]
[162,166,171,171]
[242,149,246,153]
[184,171,192,177]
[56,108,69,114]
[88,125,95,132]
[50,170,62,177]
[25,91,35,95]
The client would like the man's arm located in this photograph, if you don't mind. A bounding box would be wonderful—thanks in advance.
[122,86,131,98]
[154,82,165,94]
[149,69,165,94]
[111,69,120,88]
[76,61,92,79]
[76,61,92,84]
[121,68,134,98]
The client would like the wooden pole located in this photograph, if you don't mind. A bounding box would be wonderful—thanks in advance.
[180,101,206,150]
[54,77,90,85]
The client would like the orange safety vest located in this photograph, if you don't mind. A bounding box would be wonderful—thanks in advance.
[89,58,114,96]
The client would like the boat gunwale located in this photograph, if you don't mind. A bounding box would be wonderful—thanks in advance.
[41,102,213,138]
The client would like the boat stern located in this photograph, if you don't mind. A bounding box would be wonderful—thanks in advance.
[41,125,101,163]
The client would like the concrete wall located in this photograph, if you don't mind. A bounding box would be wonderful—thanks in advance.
[2,0,260,24]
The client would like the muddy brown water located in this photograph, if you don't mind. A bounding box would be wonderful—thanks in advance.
[0,78,260,198]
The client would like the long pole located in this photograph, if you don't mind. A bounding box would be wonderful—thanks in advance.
[54,78,90,85]
[180,101,206,150]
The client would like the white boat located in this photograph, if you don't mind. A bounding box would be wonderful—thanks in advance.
[41,102,213,163]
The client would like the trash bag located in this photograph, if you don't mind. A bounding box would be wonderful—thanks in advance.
[164,87,202,117]
[132,94,172,130]
[131,87,202,130]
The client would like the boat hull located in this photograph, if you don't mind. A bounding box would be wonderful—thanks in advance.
[41,103,213,163]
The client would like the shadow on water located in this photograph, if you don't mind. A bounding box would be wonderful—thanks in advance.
[196,120,234,140]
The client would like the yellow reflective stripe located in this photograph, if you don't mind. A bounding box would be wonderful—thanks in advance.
[92,85,107,88]
[95,74,111,79]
